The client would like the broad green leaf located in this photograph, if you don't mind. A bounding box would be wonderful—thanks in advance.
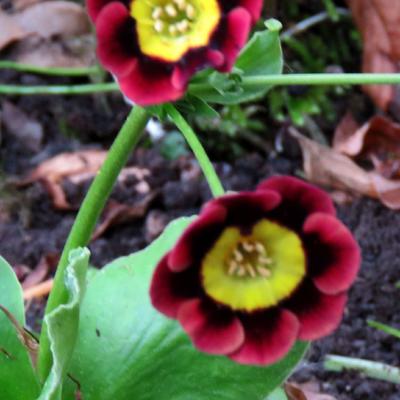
[0,256,40,399]
[189,19,283,105]
[368,320,400,339]
[64,217,307,400]
[38,248,89,400]
[266,387,288,400]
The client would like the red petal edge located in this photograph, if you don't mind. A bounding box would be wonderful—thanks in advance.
[168,202,227,272]
[150,255,196,319]
[118,63,186,106]
[178,299,245,355]
[303,213,361,294]
[229,310,299,366]
[95,3,137,77]
[239,0,263,23]
[218,7,252,72]
[257,176,336,216]
[286,280,347,341]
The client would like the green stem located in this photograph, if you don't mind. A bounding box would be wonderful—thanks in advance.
[0,82,118,95]
[189,73,400,95]
[324,355,400,384]
[165,103,224,198]
[1,73,400,96]
[0,61,102,76]
[37,106,150,382]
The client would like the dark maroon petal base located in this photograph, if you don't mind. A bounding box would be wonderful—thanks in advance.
[238,0,263,22]
[286,280,347,341]
[258,176,336,231]
[168,203,227,272]
[178,299,245,355]
[229,310,299,366]
[95,2,137,77]
[303,213,361,295]
[150,255,199,318]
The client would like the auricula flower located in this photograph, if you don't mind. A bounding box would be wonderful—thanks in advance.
[87,0,263,105]
[150,176,360,366]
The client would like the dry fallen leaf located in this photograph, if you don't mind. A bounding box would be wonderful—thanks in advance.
[334,114,400,178]
[0,1,94,68]
[92,193,157,240]
[290,128,375,197]
[285,382,337,400]
[19,150,108,209]
[22,253,58,290]
[290,128,400,209]
[347,0,400,110]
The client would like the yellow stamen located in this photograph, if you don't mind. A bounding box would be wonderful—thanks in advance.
[154,20,164,33]
[186,4,195,19]
[176,19,189,33]
[257,266,272,278]
[165,4,177,17]
[173,0,186,11]
[152,6,163,19]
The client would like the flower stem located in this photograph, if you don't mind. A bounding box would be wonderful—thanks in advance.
[165,103,224,198]
[0,82,118,95]
[0,61,103,76]
[324,355,400,384]
[1,73,400,96]
[37,105,150,382]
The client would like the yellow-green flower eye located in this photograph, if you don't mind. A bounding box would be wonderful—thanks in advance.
[201,219,306,312]
[131,0,221,62]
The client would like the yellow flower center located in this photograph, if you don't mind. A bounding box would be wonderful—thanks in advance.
[131,0,220,62]
[201,219,306,312]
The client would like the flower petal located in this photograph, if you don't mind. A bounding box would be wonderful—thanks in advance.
[95,2,137,77]
[229,310,299,366]
[285,280,347,341]
[214,190,281,229]
[87,0,129,22]
[217,7,252,72]
[178,299,245,355]
[239,0,263,22]
[118,62,186,106]
[168,203,227,272]
[257,176,336,231]
[150,255,199,318]
[303,213,361,294]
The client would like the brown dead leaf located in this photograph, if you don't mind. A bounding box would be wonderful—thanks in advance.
[22,253,58,289]
[334,114,400,178]
[0,1,92,67]
[14,1,90,38]
[285,382,337,400]
[8,34,96,68]
[347,0,400,110]
[0,11,26,49]
[290,128,400,209]
[290,128,375,197]
[19,150,107,210]
[92,193,157,240]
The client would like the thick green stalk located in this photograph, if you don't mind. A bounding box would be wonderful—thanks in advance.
[1,73,400,96]
[37,106,150,382]
[324,355,400,384]
[0,61,102,76]
[166,103,224,198]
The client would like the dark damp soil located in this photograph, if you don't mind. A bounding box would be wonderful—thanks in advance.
[1,71,400,399]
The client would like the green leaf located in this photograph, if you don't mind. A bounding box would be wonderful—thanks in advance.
[64,217,307,400]
[190,20,283,105]
[38,248,89,400]
[368,320,400,339]
[266,387,288,400]
[0,256,40,400]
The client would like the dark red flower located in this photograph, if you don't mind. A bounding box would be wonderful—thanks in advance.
[150,176,360,366]
[87,0,262,105]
